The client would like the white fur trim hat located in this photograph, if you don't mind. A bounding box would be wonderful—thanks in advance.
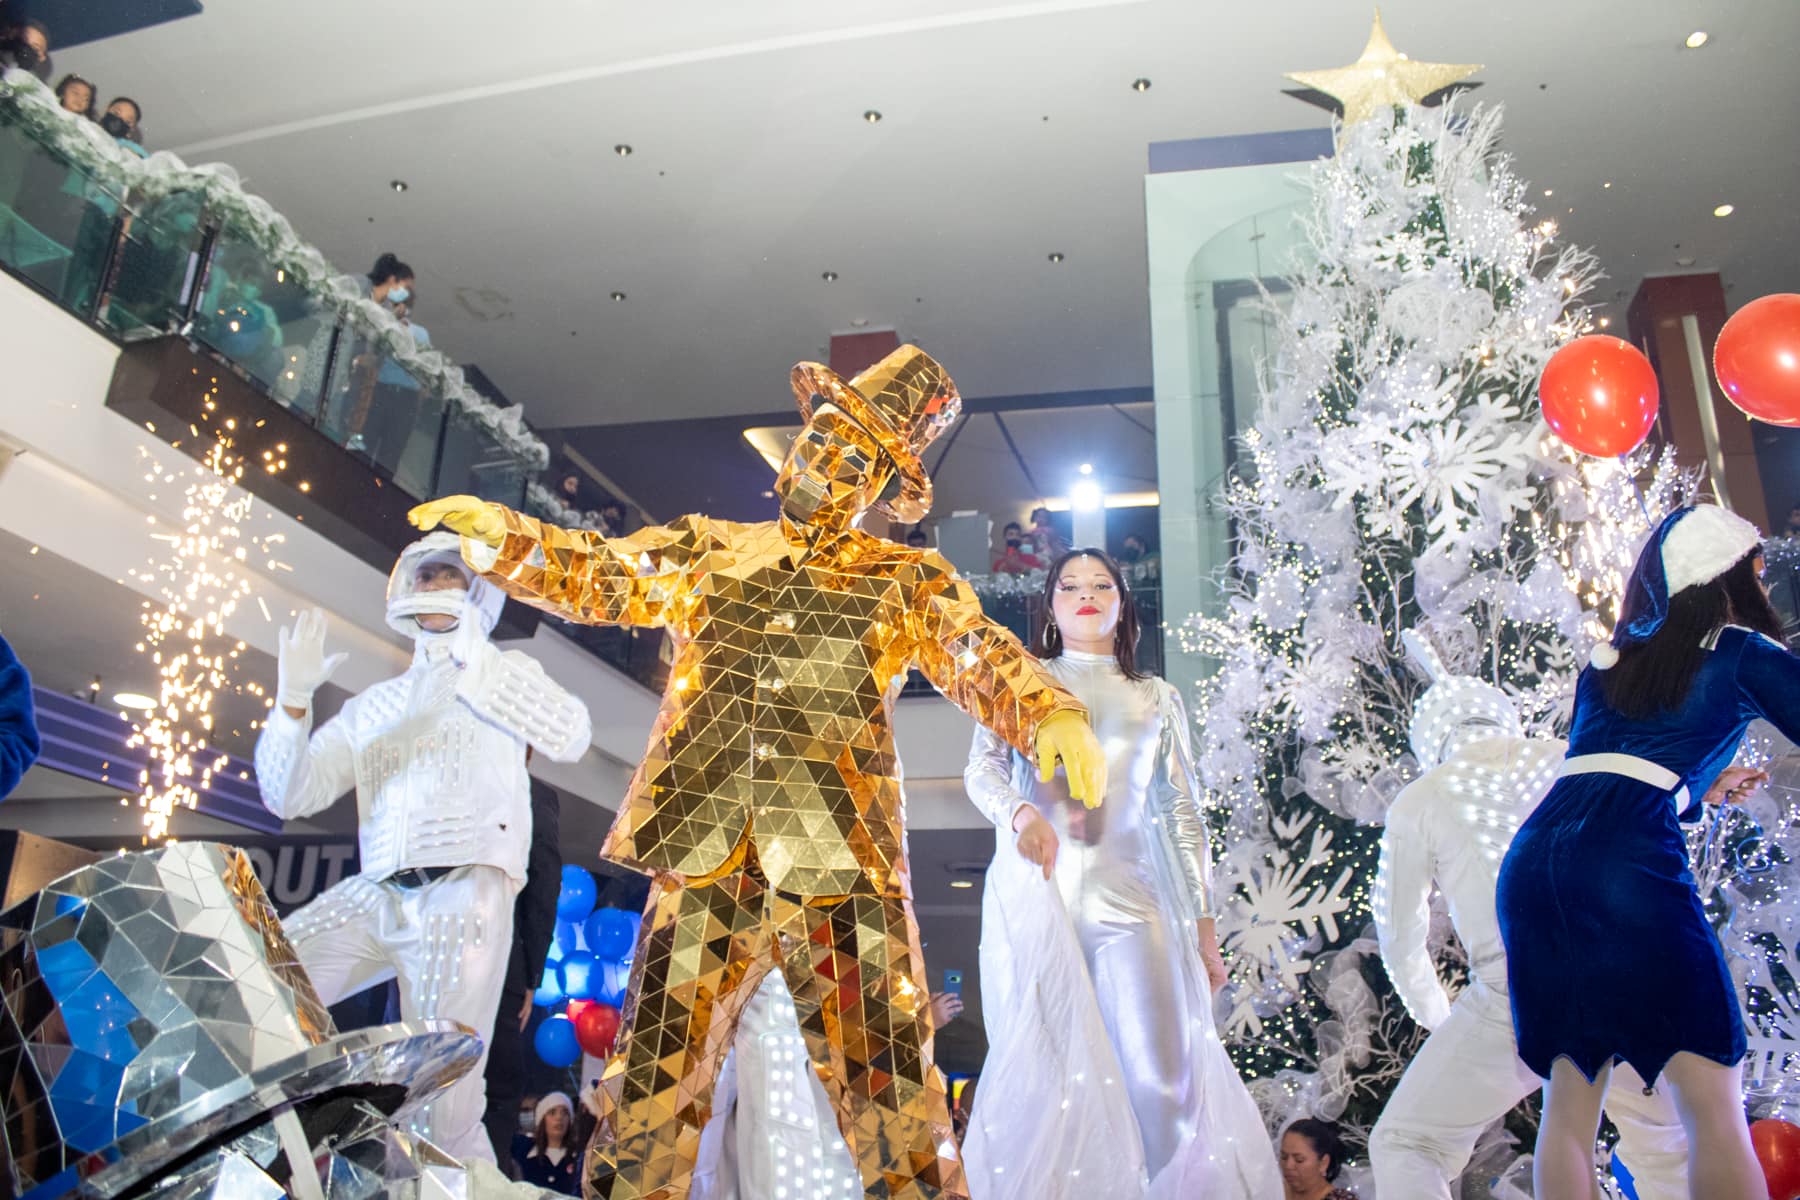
[535,1091,573,1125]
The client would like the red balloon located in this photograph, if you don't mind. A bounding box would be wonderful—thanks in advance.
[1755,1119,1800,1200]
[1538,334,1661,457]
[574,1001,622,1058]
[1715,293,1800,427]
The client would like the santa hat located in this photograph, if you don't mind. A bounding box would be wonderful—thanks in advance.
[1590,504,1762,669]
[536,1091,573,1125]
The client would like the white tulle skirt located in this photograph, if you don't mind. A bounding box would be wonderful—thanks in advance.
[962,833,1283,1200]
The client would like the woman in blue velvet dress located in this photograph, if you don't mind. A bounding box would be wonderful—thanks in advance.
[1496,504,1800,1200]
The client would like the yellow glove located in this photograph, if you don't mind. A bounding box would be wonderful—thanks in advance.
[408,495,508,548]
[1034,710,1107,809]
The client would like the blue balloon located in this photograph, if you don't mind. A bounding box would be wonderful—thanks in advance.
[585,907,640,960]
[534,1014,581,1067]
[556,866,597,922]
[559,950,598,1000]
[594,957,631,1008]
[532,962,565,1008]
[554,918,581,955]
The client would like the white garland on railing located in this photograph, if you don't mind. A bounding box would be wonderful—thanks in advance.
[0,68,549,471]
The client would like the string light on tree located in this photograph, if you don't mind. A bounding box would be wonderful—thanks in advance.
[1181,80,1694,1154]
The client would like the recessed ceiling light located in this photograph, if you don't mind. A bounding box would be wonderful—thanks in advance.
[949,879,974,889]
[610,291,626,301]
[114,692,156,711]
[1048,252,1065,263]
[1543,189,1553,197]
[1684,30,1709,49]
[761,490,775,499]
[614,144,633,157]
[1078,462,1094,475]
[1131,78,1151,92]
[1713,203,1734,217]
[389,179,408,192]
[850,317,870,328]
[1675,255,1696,267]
[863,110,882,123]
[1603,181,1613,189]
[822,271,839,282]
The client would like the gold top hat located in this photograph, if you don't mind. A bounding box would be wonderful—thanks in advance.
[790,343,961,524]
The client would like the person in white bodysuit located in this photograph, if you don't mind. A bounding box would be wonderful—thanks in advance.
[1370,634,1690,1199]
[962,549,1280,1200]
[255,532,592,1161]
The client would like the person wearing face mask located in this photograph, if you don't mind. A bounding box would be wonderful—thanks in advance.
[98,97,146,156]
[254,535,592,1162]
[337,252,416,458]
[0,17,51,81]
[409,344,1106,1199]
[962,548,1279,1200]
[991,521,1044,574]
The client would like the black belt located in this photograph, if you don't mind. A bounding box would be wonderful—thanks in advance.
[385,866,459,889]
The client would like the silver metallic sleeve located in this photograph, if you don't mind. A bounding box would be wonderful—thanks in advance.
[965,723,1032,829]
[456,645,593,763]
[1154,682,1216,919]
[253,705,356,822]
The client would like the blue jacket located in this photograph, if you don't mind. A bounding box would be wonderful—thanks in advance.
[0,633,40,798]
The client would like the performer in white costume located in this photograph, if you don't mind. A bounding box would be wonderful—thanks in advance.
[255,532,592,1161]
[961,549,1281,1200]
[1370,633,1689,1199]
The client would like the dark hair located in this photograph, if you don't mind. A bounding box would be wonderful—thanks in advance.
[1030,506,1053,524]
[367,252,414,287]
[1032,548,1147,681]
[107,95,140,124]
[1003,521,1022,534]
[1284,1118,1346,1181]
[531,1103,572,1155]
[1600,545,1785,719]
[53,73,94,118]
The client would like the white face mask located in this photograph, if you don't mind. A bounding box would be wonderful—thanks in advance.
[518,1110,535,1132]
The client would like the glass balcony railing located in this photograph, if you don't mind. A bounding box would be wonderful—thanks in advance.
[0,82,539,513]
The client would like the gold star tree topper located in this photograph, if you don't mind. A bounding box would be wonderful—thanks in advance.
[1285,8,1481,125]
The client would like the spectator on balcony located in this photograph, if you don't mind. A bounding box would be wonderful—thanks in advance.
[1786,502,1800,537]
[993,521,1046,575]
[361,295,432,478]
[1028,505,1069,560]
[0,17,50,81]
[906,527,929,549]
[53,74,94,120]
[99,97,146,157]
[339,252,416,455]
[1119,532,1160,577]
[599,499,629,537]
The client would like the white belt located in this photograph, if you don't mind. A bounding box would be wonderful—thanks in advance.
[1558,752,1691,812]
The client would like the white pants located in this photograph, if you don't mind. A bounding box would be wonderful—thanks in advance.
[1370,979,1689,1200]
[283,865,516,1163]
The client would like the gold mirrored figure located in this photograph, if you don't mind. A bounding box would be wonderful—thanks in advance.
[418,346,1087,1199]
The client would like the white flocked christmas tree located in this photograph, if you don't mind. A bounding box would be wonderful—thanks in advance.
[1179,89,1695,1171]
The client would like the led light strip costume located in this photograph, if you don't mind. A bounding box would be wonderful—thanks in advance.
[255,533,592,1162]
[1369,633,1689,1199]
[409,344,1105,1200]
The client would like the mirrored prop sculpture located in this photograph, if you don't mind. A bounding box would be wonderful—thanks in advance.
[0,842,486,1199]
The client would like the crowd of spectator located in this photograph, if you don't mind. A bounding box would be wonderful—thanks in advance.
[2,11,146,154]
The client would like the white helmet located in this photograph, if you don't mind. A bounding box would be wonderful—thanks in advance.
[1402,630,1523,772]
[384,532,503,640]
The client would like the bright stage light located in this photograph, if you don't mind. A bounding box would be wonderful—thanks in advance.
[1070,478,1102,512]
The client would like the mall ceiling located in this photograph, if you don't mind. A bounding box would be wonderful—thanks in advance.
[52,2,1800,435]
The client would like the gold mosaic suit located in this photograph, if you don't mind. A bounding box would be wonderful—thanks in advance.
[464,507,1084,1199]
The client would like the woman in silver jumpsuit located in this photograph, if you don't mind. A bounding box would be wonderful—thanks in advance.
[962,549,1280,1200]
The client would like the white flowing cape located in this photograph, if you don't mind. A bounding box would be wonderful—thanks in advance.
[963,695,1282,1200]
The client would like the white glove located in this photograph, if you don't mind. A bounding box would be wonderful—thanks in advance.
[276,607,348,711]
